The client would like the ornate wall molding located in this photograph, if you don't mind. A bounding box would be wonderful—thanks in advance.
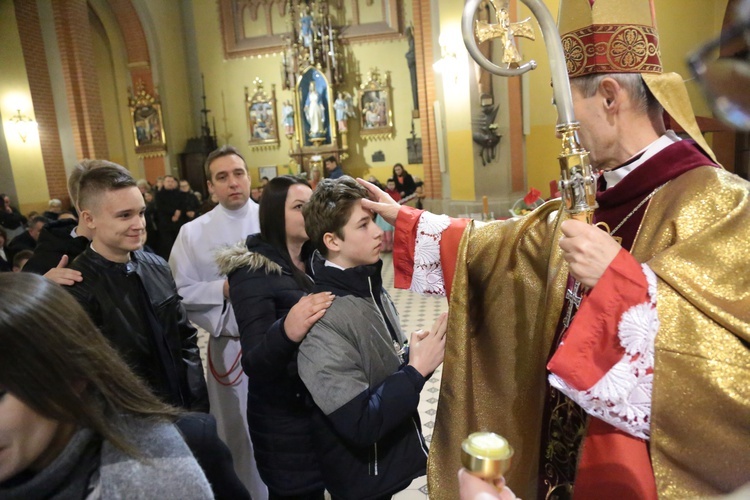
[218,0,403,59]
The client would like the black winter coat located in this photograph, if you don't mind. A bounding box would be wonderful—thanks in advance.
[0,206,26,230]
[68,246,209,411]
[217,234,323,496]
[23,219,89,275]
[176,413,251,500]
[7,231,36,263]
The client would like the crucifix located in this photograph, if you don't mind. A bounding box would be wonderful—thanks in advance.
[475,0,536,67]
[562,281,584,330]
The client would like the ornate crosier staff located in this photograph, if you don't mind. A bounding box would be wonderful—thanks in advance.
[462,0,597,223]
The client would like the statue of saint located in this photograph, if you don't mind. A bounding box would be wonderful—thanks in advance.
[333,92,355,133]
[304,82,325,137]
[299,7,314,48]
[282,100,295,136]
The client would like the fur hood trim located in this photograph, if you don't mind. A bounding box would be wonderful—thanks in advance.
[215,240,283,276]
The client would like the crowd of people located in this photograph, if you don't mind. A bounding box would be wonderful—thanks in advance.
[1,0,749,498]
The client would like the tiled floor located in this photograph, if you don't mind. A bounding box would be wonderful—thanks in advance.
[196,252,448,499]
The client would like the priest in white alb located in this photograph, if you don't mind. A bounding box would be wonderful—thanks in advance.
[169,145,266,499]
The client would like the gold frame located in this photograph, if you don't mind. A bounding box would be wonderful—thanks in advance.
[358,68,394,139]
[128,82,167,157]
[246,79,280,149]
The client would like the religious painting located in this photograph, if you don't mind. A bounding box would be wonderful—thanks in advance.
[259,166,278,181]
[358,68,393,138]
[128,81,166,157]
[296,67,334,147]
[246,80,279,148]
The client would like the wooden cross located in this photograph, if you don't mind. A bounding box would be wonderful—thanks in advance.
[562,281,584,330]
[475,0,536,66]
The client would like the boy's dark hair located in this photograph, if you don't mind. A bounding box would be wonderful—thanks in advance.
[324,155,337,165]
[303,176,369,257]
[204,145,247,182]
[77,164,136,211]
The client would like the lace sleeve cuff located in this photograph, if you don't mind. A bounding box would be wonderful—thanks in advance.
[548,262,659,440]
[410,212,451,296]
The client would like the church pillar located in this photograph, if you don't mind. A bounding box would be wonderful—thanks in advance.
[0,1,48,215]
[412,0,441,198]
[13,0,69,206]
[52,0,109,161]
[107,0,166,183]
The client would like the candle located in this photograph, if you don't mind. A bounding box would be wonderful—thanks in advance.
[461,431,514,480]
[482,195,489,215]
[464,432,511,459]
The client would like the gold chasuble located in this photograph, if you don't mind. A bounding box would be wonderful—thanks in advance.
[426,167,750,499]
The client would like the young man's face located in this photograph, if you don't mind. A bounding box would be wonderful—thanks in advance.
[83,186,145,263]
[325,160,336,171]
[327,201,383,268]
[207,155,250,211]
[179,180,191,192]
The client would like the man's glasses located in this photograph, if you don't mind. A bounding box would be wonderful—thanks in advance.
[688,17,750,130]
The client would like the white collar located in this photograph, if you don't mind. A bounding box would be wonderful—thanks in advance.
[216,199,254,220]
[602,130,681,189]
[324,259,346,270]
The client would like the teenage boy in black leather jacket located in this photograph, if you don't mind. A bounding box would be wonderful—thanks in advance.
[67,164,208,411]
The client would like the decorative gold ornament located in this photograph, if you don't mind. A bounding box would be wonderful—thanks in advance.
[475,0,535,66]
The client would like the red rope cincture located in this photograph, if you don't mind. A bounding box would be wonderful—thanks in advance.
[207,340,244,386]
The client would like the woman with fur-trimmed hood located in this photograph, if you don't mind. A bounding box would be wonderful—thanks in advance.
[216,175,333,499]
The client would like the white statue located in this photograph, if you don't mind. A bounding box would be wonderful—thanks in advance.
[304,82,325,137]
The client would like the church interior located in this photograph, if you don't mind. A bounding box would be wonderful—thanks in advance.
[1,0,745,217]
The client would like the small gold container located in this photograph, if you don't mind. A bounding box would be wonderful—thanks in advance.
[461,432,514,480]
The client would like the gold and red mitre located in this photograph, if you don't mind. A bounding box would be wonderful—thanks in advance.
[558,0,661,77]
[557,0,718,162]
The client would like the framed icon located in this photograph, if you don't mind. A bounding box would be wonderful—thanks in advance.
[129,81,167,157]
[359,68,393,139]
[246,79,279,148]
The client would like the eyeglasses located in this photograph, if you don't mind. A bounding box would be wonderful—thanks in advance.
[688,17,750,130]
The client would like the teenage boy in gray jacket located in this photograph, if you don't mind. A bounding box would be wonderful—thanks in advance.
[298,176,446,500]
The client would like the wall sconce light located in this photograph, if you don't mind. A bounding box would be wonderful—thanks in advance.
[433,32,459,83]
[8,109,38,143]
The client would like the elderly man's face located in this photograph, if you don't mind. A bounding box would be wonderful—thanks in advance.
[570,84,617,171]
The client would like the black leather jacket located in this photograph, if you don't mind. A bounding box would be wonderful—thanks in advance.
[68,246,209,411]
